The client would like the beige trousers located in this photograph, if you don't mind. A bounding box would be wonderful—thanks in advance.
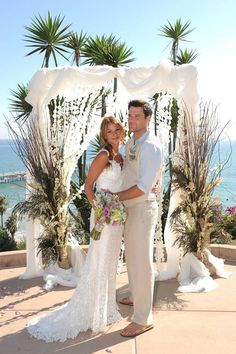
[124,200,158,325]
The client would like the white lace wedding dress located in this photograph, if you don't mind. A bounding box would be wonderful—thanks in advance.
[27,157,124,342]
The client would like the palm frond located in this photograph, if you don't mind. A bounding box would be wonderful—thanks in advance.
[88,134,103,160]
[9,83,32,123]
[24,11,71,67]
[159,18,195,65]
[159,19,194,41]
[82,34,135,67]
[176,48,198,65]
[65,31,87,66]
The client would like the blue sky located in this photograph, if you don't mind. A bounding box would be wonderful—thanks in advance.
[1,0,236,138]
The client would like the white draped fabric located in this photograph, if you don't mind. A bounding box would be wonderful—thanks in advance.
[26,61,199,109]
[43,239,87,290]
[24,60,200,281]
[23,60,231,292]
[178,250,233,292]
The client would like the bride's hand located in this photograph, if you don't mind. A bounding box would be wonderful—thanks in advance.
[101,188,112,194]
[151,183,158,194]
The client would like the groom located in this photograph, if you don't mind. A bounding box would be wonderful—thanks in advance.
[116,99,162,337]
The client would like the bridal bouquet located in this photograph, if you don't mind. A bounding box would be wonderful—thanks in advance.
[91,190,127,240]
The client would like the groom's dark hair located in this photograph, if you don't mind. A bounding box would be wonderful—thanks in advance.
[128,99,152,118]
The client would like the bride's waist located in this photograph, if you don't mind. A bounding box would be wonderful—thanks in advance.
[97,187,122,193]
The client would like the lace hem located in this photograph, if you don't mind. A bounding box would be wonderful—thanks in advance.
[27,306,122,342]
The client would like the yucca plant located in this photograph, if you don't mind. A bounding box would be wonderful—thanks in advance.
[170,103,229,262]
[24,11,71,67]
[65,31,87,66]
[82,34,135,67]
[9,83,33,123]
[176,48,198,65]
[82,34,135,95]
[159,18,195,65]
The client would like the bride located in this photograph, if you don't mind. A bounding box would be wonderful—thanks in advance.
[27,116,126,342]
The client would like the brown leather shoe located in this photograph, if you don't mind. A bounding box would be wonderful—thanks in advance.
[118,297,133,306]
[120,322,154,337]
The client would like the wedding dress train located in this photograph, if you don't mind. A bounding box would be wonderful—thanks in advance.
[27,158,124,342]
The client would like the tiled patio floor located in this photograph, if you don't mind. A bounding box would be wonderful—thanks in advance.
[1,263,236,354]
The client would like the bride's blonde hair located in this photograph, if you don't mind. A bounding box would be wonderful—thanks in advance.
[100,116,125,160]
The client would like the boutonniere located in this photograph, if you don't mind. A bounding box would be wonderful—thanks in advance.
[128,145,136,160]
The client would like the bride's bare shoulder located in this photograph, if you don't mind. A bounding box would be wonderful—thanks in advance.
[92,150,109,166]
[97,148,109,157]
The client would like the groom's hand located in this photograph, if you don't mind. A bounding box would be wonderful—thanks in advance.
[116,186,145,201]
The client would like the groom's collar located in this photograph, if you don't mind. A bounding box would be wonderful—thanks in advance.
[133,131,150,146]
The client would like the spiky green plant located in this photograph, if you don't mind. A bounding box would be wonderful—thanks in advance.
[176,48,198,65]
[82,34,135,67]
[88,134,103,160]
[82,34,135,95]
[65,31,87,66]
[24,11,71,67]
[159,18,195,65]
[170,103,229,259]
[9,83,32,123]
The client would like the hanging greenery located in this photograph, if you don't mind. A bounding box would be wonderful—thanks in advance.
[9,90,103,268]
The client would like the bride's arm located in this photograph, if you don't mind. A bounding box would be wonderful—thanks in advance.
[84,151,109,206]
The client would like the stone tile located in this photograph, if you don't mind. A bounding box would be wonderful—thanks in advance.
[0,264,236,354]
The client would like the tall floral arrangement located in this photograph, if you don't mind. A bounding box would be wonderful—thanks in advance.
[170,102,229,262]
[9,90,103,268]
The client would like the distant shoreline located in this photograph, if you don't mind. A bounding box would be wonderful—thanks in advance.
[1,139,235,233]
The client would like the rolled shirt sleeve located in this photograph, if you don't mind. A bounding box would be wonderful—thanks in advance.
[137,142,162,193]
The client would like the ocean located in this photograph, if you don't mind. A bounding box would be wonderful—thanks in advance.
[0,139,236,238]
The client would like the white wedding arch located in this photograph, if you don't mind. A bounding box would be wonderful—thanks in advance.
[21,60,231,291]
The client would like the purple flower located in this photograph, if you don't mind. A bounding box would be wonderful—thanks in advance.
[226,206,236,215]
[103,207,111,217]
[91,190,127,241]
